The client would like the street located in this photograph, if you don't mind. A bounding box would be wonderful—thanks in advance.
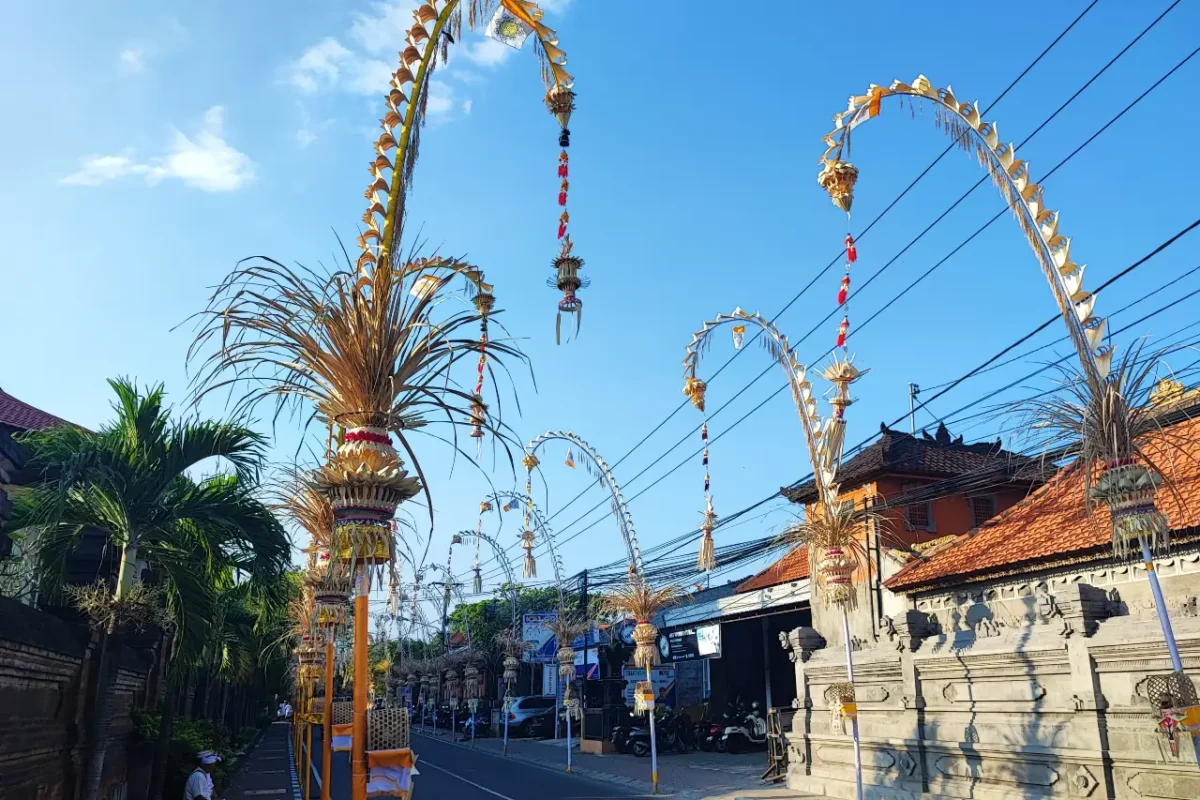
[308,730,657,800]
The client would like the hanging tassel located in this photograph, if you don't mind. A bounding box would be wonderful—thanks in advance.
[698,530,715,571]
[558,192,567,206]
[732,325,745,349]
[845,234,857,263]
[565,447,575,468]
[558,163,568,178]
[473,565,482,595]
[523,550,537,579]
[556,310,563,345]
[838,275,850,305]
[559,129,570,147]
[836,316,849,348]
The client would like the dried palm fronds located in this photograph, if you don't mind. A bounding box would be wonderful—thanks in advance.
[187,250,529,518]
[65,580,167,633]
[781,501,877,609]
[600,574,686,668]
[1024,341,1196,558]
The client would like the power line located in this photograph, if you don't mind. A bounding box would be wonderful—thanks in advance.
[470,2,1105,578]
[511,49,1200,574]
[535,216,1200,583]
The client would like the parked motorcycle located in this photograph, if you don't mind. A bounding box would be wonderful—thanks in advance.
[721,701,768,754]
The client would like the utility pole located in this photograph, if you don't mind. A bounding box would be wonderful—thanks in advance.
[908,383,920,433]
[580,569,589,692]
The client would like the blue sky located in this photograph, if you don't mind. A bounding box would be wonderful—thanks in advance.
[3,1,1200,618]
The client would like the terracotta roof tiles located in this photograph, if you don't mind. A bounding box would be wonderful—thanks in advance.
[737,546,809,592]
[886,415,1200,591]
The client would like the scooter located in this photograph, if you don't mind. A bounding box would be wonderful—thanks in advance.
[721,701,768,754]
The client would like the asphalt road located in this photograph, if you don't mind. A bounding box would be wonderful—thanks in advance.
[410,734,654,799]
[308,727,654,799]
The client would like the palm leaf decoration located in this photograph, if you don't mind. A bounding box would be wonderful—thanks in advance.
[187,251,528,520]
[780,500,878,609]
[600,574,686,668]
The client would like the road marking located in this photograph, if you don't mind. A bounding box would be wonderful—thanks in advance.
[419,759,517,800]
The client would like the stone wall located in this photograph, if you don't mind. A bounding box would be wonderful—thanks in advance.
[783,549,1200,800]
[0,595,150,800]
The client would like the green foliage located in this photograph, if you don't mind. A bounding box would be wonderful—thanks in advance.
[133,710,255,798]
[448,584,568,651]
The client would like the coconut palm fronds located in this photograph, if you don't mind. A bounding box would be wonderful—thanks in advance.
[186,251,530,517]
[1024,340,1196,507]
[598,573,687,623]
[782,500,878,609]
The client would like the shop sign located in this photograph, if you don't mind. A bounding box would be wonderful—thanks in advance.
[658,622,721,662]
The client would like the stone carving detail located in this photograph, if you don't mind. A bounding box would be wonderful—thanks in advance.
[881,610,935,652]
[915,582,1111,638]
[855,684,891,704]
[781,627,827,663]
[940,681,1046,704]
[897,749,917,777]
[1069,765,1098,797]
[1126,770,1200,800]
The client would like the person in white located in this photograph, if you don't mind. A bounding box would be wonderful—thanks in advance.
[283,701,293,719]
[184,751,221,800]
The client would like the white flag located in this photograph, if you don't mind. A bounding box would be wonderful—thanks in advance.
[485,5,534,50]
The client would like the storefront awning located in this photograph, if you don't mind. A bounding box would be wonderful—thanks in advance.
[660,578,810,628]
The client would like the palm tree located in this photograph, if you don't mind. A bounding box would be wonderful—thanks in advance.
[9,378,290,800]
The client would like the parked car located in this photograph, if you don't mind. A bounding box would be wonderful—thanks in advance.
[506,696,558,738]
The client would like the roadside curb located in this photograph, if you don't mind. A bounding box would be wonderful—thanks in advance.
[414,730,684,797]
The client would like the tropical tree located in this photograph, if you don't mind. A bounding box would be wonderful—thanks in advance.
[8,378,290,800]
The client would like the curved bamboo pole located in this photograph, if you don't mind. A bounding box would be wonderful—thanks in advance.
[355,0,575,267]
[817,75,1110,390]
[484,489,567,608]
[683,309,852,508]
[683,309,866,799]
[524,431,645,575]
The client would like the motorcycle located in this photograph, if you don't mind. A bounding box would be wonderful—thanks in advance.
[721,701,768,754]
[625,708,681,757]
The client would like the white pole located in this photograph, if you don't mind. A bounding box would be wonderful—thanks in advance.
[1140,538,1200,764]
[842,610,864,800]
[647,665,659,794]
[503,694,510,755]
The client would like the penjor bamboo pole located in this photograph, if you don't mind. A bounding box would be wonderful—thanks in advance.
[305,702,314,800]
[1141,539,1200,764]
[351,569,370,800]
[841,611,863,800]
[323,637,334,800]
[647,665,659,795]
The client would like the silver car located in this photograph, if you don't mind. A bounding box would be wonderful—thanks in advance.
[505,696,557,738]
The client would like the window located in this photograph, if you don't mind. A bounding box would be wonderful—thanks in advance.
[902,483,934,531]
[971,495,996,527]
[521,697,555,709]
[905,501,931,529]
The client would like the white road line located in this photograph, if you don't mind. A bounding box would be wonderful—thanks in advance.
[419,759,517,800]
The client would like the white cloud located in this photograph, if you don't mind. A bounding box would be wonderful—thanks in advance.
[287,37,353,92]
[60,106,255,192]
[350,1,420,55]
[462,99,473,115]
[459,38,514,68]
[118,48,145,74]
[426,80,455,120]
[539,0,574,11]
[296,129,318,148]
[344,58,395,95]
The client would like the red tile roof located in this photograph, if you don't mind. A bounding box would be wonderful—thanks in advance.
[886,415,1200,591]
[0,389,68,432]
[737,546,809,592]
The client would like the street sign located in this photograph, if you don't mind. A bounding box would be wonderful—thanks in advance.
[622,665,676,709]
[522,612,557,663]
[658,622,722,662]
